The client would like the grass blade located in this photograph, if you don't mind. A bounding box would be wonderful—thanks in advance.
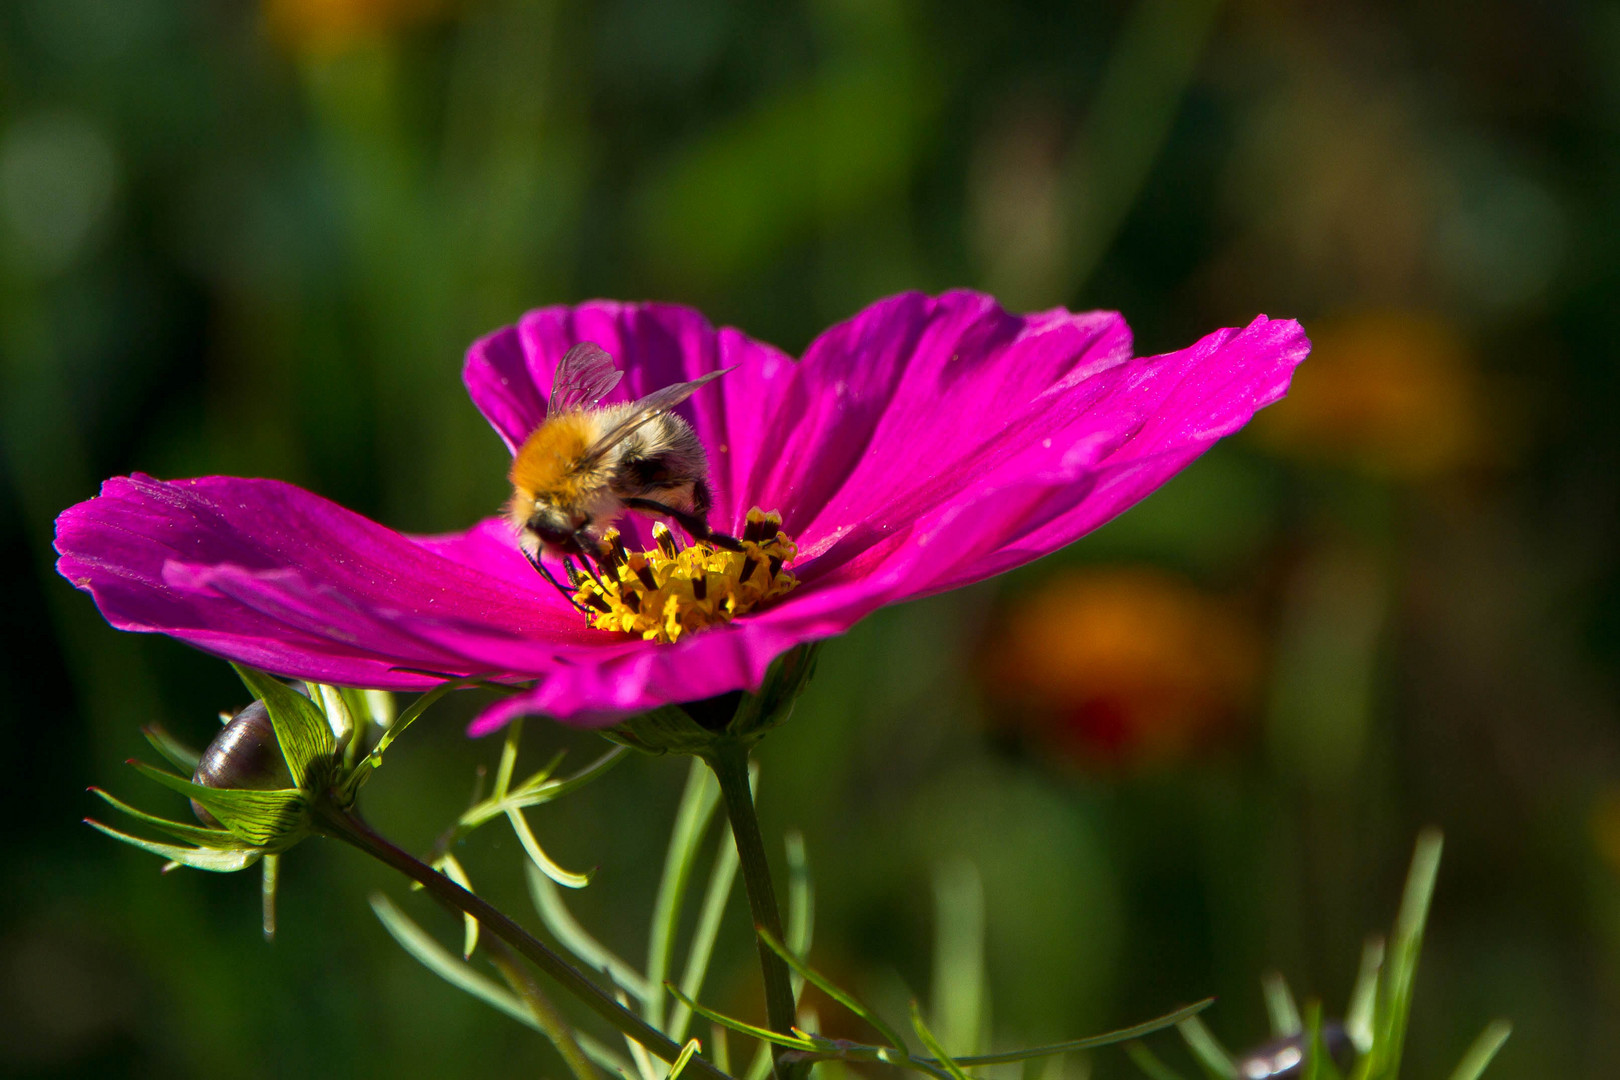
[437,852,480,958]
[1301,1001,1344,1080]
[648,759,720,1031]
[1344,937,1384,1055]
[930,999,1215,1066]
[757,928,910,1054]
[1127,1041,1190,1080]
[1261,971,1302,1038]
[743,1042,772,1080]
[785,829,814,999]
[671,823,741,1040]
[1176,1015,1237,1080]
[910,1002,972,1080]
[1376,830,1444,1080]
[932,860,986,1057]
[525,861,652,1001]
[1445,1020,1511,1080]
[663,985,819,1051]
[261,854,279,940]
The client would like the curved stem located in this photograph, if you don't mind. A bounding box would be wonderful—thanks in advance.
[703,741,803,1080]
[315,803,732,1080]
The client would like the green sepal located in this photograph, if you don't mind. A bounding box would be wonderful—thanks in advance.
[604,644,821,756]
[232,664,336,789]
[85,819,263,873]
[601,705,722,756]
[141,724,201,773]
[726,642,819,742]
[90,786,255,849]
[128,760,311,850]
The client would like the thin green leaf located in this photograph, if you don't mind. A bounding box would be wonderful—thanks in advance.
[511,747,569,795]
[1261,971,1302,1038]
[85,819,261,872]
[648,759,720,1031]
[936,999,1215,1066]
[743,1043,772,1080]
[494,718,524,800]
[710,1023,731,1076]
[526,862,652,1001]
[232,664,333,787]
[668,1038,703,1080]
[1344,937,1384,1055]
[758,927,910,1055]
[615,983,661,1080]
[910,1002,971,1080]
[932,859,985,1057]
[461,746,629,829]
[785,829,814,999]
[670,823,740,1040]
[507,806,592,888]
[1302,1001,1344,1080]
[368,679,464,764]
[127,760,308,848]
[372,893,543,1029]
[1376,830,1444,1080]
[575,1032,639,1080]
[1445,1020,1511,1080]
[436,853,480,958]
[140,724,201,772]
[1127,1042,1190,1080]
[261,854,279,940]
[539,745,631,800]
[663,985,818,1051]
[90,787,252,848]
[1176,1016,1237,1080]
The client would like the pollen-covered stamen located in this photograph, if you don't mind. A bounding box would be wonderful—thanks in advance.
[572,509,799,643]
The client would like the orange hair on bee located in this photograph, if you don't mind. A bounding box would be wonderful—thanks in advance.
[508,414,594,505]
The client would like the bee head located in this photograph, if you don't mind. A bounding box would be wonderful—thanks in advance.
[524,503,590,554]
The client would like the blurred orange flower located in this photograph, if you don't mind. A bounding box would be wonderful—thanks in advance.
[1252,311,1486,477]
[264,0,452,55]
[982,567,1263,770]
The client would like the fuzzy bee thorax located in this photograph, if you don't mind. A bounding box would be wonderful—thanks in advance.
[508,412,596,505]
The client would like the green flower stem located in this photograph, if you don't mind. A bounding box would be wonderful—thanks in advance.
[703,740,803,1080]
[314,804,731,1080]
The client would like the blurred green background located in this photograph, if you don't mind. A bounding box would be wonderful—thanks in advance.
[3,0,1618,1076]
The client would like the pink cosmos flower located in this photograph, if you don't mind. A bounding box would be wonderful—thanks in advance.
[55,291,1308,733]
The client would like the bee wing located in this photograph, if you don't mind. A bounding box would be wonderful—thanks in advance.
[548,343,625,416]
[578,366,734,467]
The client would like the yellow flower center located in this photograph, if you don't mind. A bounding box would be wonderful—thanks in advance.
[574,508,799,644]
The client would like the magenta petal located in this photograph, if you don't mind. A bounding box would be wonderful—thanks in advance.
[60,291,1309,730]
[463,301,797,530]
[54,475,593,690]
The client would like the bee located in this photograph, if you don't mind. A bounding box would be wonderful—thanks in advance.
[507,342,742,604]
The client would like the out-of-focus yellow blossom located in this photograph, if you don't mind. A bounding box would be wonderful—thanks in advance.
[982,568,1263,770]
[1591,789,1620,875]
[1253,311,1487,478]
[264,0,452,56]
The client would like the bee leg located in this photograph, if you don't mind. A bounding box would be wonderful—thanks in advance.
[524,548,589,613]
[566,547,611,594]
[623,497,744,553]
